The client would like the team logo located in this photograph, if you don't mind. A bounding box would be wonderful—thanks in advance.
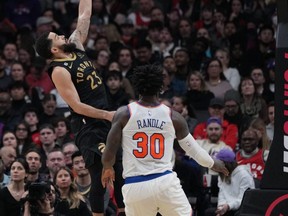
[265,194,288,216]
[148,110,151,116]
[98,143,106,153]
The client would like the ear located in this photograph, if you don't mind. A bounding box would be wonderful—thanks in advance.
[51,47,58,54]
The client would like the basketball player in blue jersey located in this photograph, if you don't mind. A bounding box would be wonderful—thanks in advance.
[101,64,229,216]
[34,0,125,215]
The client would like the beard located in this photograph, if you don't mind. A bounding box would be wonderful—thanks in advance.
[60,43,77,53]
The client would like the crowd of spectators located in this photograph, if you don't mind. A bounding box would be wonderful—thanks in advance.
[0,0,277,215]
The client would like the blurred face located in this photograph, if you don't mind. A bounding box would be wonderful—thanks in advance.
[159,28,172,43]
[151,8,164,22]
[179,20,192,38]
[231,0,242,14]
[224,100,239,116]
[201,9,213,21]
[2,132,17,148]
[95,38,108,51]
[42,100,57,115]
[40,128,56,147]
[108,62,120,71]
[18,49,31,64]
[251,68,265,85]
[172,97,184,113]
[196,28,210,39]
[10,87,26,100]
[25,152,41,173]
[207,122,222,143]
[55,121,68,138]
[207,60,222,79]
[118,49,132,68]
[163,57,176,73]
[224,23,236,37]
[162,69,171,87]
[136,47,152,63]
[174,50,189,67]
[10,161,26,182]
[0,92,11,114]
[56,169,72,189]
[139,0,153,15]
[92,0,103,12]
[24,112,39,126]
[188,74,201,90]
[148,29,161,42]
[215,50,229,67]
[63,144,77,166]
[3,43,17,60]
[241,130,258,153]
[214,11,225,23]
[208,105,225,118]
[241,79,255,96]
[106,77,121,91]
[15,124,28,140]
[11,63,25,81]
[258,29,274,44]
[47,151,65,174]
[1,147,16,169]
[72,156,89,177]
[97,50,109,67]
[268,106,275,125]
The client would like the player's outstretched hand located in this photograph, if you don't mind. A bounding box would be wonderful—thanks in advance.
[211,158,229,176]
[101,167,115,188]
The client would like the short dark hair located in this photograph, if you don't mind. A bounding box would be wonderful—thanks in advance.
[35,32,53,59]
[106,70,123,81]
[132,64,163,96]
[71,151,82,162]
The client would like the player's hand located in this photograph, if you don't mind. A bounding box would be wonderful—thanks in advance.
[101,167,115,188]
[211,158,229,176]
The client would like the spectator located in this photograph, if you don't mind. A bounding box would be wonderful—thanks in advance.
[186,70,215,122]
[10,62,26,82]
[2,42,18,73]
[0,146,16,175]
[204,58,233,100]
[53,116,74,147]
[0,54,13,91]
[46,148,65,181]
[172,95,198,134]
[105,70,130,110]
[159,67,175,100]
[0,91,17,133]
[223,89,251,139]
[14,121,34,156]
[0,158,9,189]
[22,107,40,146]
[249,117,271,151]
[266,101,274,143]
[236,129,268,182]
[24,148,43,183]
[1,130,17,150]
[205,148,255,216]
[39,93,59,125]
[54,167,92,216]
[194,98,238,150]
[62,142,78,169]
[0,158,28,216]
[239,77,268,122]
[215,47,241,90]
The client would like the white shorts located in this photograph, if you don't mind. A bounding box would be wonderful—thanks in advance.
[122,172,192,216]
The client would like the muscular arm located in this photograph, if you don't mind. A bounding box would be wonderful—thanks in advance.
[51,67,113,121]
[102,106,129,169]
[69,0,92,50]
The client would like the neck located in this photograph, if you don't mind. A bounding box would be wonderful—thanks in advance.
[27,172,39,182]
[209,78,221,85]
[243,95,253,104]
[241,148,259,158]
[60,188,69,198]
[76,174,91,187]
[43,143,55,154]
[138,96,160,106]
[10,181,25,191]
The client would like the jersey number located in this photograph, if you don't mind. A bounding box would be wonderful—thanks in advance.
[132,132,165,159]
[87,71,102,89]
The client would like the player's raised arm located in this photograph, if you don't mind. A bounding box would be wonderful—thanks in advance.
[69,0,92,50]
[172,110,229,176]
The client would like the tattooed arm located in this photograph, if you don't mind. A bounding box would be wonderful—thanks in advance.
[69,0,92,51]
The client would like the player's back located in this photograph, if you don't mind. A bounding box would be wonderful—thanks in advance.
[122,102,175,178]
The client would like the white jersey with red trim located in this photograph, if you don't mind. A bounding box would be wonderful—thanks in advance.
[122,102,175,178]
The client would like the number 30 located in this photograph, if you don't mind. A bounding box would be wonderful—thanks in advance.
[133,132,165,159]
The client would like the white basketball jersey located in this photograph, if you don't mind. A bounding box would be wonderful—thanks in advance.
[122,102,176,178]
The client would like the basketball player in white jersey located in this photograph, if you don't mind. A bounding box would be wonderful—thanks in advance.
[101,65,229,216]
